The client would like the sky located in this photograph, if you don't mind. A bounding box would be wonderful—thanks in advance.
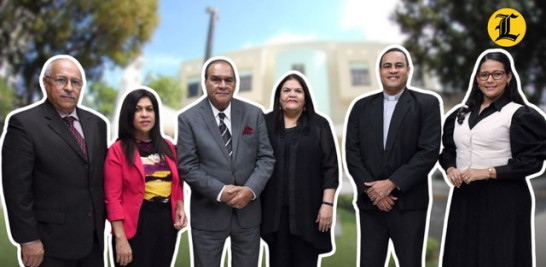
[104,0,404,88]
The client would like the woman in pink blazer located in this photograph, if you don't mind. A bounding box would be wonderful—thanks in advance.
[105,88,187,267]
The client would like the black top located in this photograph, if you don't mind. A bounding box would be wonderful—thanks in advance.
[281,127,298,205]
[261,112,339,253]
[439,95,546,179]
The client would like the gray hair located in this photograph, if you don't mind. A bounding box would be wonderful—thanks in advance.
[44,58,81,77]
[44,58,62,77]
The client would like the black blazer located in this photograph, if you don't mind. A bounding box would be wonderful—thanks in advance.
[345,89,441,210]
[2,100,108,259]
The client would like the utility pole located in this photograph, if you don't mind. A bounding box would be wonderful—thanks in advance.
[204,7,218,62]
[199,6,218,96]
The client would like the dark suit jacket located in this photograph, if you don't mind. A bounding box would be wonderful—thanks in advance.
[177,97,275,231]
[2,100,107,259]
[345,89,441,210]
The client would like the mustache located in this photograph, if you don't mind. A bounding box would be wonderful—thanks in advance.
[60,94,76,99]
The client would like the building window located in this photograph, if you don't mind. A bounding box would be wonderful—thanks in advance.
[188,82,200,97]
[350,62,371,86]
[239,71,252,92]
[187,77,200,97]
[291,63,305,74]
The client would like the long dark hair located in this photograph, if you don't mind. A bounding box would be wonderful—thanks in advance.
[271,73,316,135]
[457,51,526,124]
[118,89,174,165]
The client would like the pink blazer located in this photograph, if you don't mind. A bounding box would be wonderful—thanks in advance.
[104,139,184,239]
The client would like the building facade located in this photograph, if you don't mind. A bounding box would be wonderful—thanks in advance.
[179,41,441,136]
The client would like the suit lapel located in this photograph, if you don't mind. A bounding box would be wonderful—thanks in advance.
[43,102,87,162]
[134,149,146,181]
[385,89,411,151]
[78,109,93,162]
[198,99,231,162]
[230,100,241,161]
[370,94,384,153]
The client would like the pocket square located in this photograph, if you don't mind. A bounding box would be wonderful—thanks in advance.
[243,126,254,135]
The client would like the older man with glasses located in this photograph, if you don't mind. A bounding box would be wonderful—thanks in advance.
[2,55,108,267]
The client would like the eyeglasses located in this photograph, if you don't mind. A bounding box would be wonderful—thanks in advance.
[45,76,83,89]
[477,71,505,81]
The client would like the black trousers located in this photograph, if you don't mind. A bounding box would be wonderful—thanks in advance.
[113,200,178,267]
[264,207,319,267]
[359,208,427,267]
[40,234,104,267]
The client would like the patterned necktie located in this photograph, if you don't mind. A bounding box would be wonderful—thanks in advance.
[63,116,88,160]
[218,112,232,158]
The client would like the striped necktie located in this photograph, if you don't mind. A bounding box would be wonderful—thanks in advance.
[63,116,88,160]
[218,112,232,158]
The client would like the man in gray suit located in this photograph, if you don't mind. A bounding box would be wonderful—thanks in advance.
[177,56,275,267]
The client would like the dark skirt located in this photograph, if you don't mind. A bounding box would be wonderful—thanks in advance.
[263,207,319,267]
[442,179,533,267]
[113,200,178,267]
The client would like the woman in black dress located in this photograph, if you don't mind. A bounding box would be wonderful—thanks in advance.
[439,49,546,266]
[261,72,340,267]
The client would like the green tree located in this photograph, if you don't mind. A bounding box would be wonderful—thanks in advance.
[0,0,159,106]
[82,80,118,119]
[394,0,545,105]
[145,74,184,109]
[0,78,16,132]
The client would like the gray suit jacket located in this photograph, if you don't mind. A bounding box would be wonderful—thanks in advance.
[177,97,274,231]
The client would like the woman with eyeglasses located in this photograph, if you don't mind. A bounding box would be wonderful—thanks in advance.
[439,49,546,266]
[104,88,187,266]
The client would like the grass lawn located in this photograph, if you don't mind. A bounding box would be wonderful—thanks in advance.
[1,196,439,266]
[0,209,17,266]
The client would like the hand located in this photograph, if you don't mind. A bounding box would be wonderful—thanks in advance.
[446,167,463,188]
[220,184,237,203]
[460,168,489,184]
[174,200,188,230]
[374,195,398,211]
[316,204,334,232]
[21,241,44,267]
[365,179,396,202]
[115,237,133,266]
[227,186,254,209]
